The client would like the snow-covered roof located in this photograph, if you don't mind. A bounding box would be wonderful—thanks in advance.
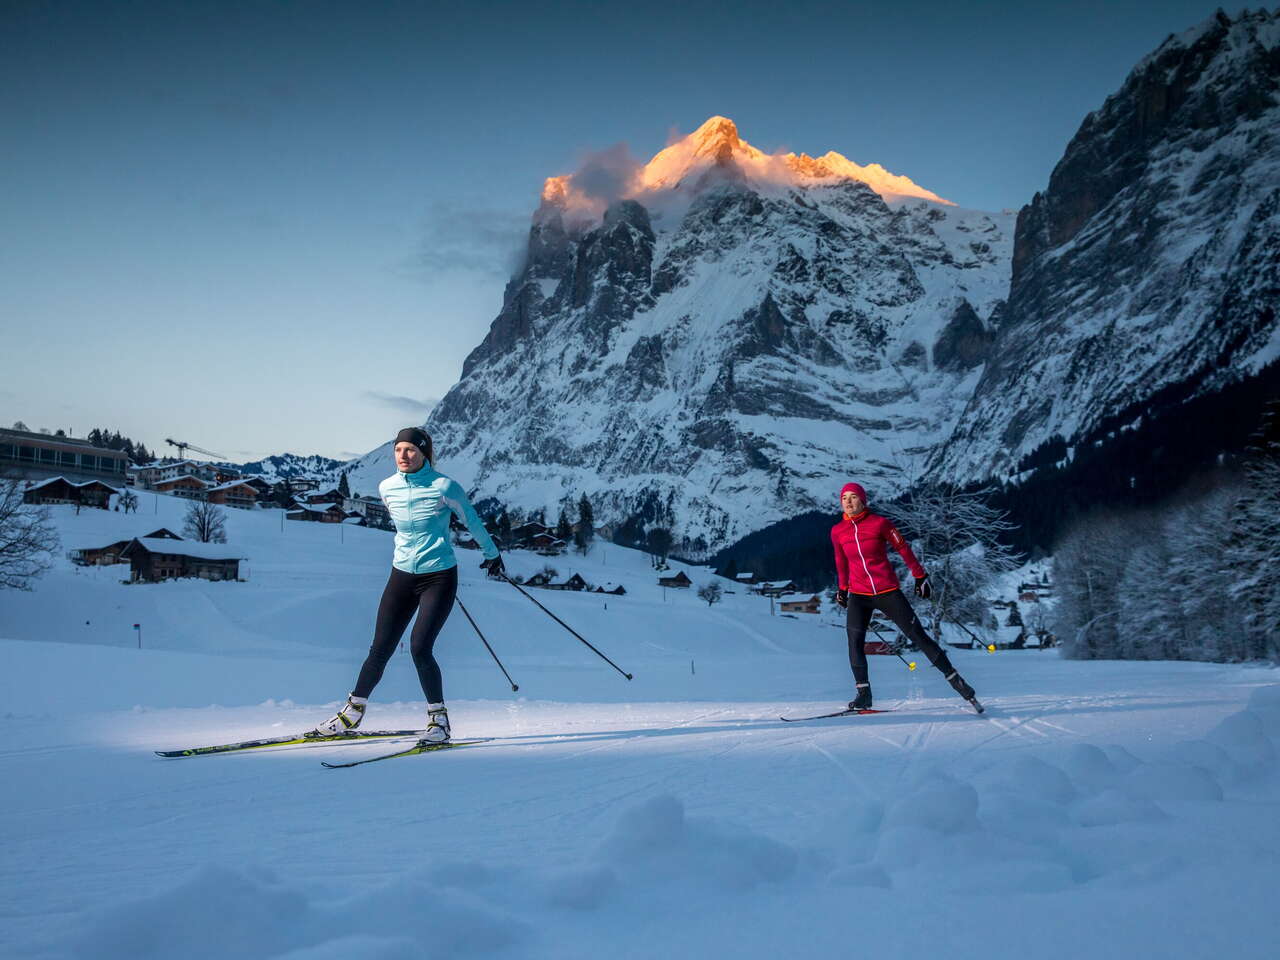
[153,475,210,487]
[778,593,819,604]
[735,572,755,580]
[288,502,343,514]
[207,480,258,493]
[123,538,245,561]
[757,579,796,589]
[25,476,120,493]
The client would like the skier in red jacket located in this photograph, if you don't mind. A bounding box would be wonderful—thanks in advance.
[831,482,982,712]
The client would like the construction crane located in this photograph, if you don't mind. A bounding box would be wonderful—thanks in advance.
[165,437,226,461]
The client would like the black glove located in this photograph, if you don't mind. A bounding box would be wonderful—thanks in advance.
[914,575,931,600]
[835,589,849,609]
[481,555,505,579]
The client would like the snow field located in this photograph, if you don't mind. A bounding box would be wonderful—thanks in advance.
[2,498,1279,958]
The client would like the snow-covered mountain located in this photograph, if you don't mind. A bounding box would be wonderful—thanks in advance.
[229,453,350,487]
[932,10,1280,483]
[348,117,1013,554]
[350,10,1278,558]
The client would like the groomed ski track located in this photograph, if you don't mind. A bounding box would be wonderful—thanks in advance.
[2,640,1278,959]
[2,500,1277,958]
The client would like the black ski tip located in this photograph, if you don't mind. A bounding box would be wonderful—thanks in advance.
[624,673,634,681]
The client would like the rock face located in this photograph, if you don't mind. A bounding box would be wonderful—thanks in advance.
[344,14,1278,557]
[398,117,1013,555]
[932,10,1280,482]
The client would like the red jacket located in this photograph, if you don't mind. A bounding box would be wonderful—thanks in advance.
[831,510,925,595]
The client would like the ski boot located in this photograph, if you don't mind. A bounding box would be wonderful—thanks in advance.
[311,694,367,736]
[847,684,873,711]
[421,704,451,744]
[944,670,984,714]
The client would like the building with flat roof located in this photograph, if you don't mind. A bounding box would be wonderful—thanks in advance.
[0,428,129,485]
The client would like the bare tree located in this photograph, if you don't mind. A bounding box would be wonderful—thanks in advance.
[0,476,58,590]
[183,500,227,544]
[697,582,723,607]
[119,489,139,514]
[887,482,1023,639]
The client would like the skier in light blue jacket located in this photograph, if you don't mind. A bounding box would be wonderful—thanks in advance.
[313,427,502,743]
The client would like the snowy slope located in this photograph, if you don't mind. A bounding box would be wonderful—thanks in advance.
[345,117,1013,555]
[2,497,1279,959]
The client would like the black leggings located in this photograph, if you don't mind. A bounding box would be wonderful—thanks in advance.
[352,566,458,703]
[846,588,951,685]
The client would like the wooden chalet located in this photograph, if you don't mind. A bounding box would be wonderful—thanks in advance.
[23,476,118,509]
[545,573,588,592]
[303,488,344,506]
[734,572,757,585]
[523,571,553,587]
[71,527,183,566]
[529,532,566,555]
[594,582,627,596]
[778,593,821,615]
[120,537,245,583]
[756,579,799,598]
[206,480,260,509]
[286,502,347,523]
[658,570,693,589]
[152,475,209,500]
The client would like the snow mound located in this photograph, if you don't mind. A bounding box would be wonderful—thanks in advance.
[597,793,798,891]
[63,863,527,960]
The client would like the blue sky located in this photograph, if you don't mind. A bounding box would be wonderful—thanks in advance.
[2,0,1229,461]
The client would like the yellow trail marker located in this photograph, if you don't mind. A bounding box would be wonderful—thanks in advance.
[987,644,997,653]
[908,662,917,670]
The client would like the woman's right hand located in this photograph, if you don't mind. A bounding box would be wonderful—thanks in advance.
[835,589,848,609]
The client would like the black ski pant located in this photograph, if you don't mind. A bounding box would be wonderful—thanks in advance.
[846,588,953,686]
[352,565,458,703]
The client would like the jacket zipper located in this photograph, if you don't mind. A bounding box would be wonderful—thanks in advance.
[851,517,878,593]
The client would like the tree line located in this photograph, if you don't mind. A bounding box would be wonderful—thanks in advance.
[1053,402,1279,663]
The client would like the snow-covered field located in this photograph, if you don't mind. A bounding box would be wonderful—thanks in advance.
[2,495,1278,959]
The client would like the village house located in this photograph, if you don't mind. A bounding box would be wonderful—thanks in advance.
[658,570,693,589]
[151,475,210,500]
[343,494,391,529]
[1,427,130,486]
[545,573,588,592]
[286,502,348,523]
[778,593,822,615]
[206,480,260,509]
[302,488,344,506]
[734,572,758,586]
[22,476,119,510]
[756,579,799,598]
[70,528,182,566]
[130,460,220,489]
[594,583,627,596]
[120,537,245,583]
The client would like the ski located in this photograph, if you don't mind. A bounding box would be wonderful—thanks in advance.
[322,737,495,769]
[155,729,422,758]
[780,708,890,722]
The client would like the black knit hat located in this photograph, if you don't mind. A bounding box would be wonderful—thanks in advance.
[394,427,432,460]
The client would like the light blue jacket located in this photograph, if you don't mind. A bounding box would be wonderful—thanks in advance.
[379,467,499,574]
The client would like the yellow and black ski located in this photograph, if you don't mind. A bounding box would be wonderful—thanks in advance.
[155,729,422,758]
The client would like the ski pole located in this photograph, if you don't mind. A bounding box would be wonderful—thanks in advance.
[867,623,917,670]
[500,574,633,680]
[931,600,996,652]
[456,597,519,692]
